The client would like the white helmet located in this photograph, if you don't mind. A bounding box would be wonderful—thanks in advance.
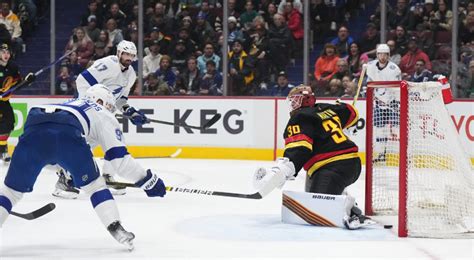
[117,40,137,60]
[376,44,390,55]
[84,84,116,113]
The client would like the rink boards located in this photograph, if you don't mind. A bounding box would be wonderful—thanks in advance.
[7,96,474,163]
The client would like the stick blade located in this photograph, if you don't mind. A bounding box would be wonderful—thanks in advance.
[11,203,56,220]
[202,113,221,129]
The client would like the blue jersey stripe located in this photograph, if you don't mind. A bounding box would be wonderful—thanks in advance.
[81,70,98,86]
[104,146,129,161]
[0,195,12,213]
[58,104,91,133]
[90,189,114,208]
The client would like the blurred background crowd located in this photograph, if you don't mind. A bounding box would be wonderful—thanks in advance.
[3,0,474,98]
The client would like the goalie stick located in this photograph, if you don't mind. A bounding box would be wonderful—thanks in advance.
[10,203,56,220]
[116,113,222,131]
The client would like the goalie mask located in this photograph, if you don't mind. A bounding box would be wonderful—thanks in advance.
[84,84,116,113]
[287,85,316,114]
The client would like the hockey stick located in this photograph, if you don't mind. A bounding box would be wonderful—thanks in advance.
[117,113,222,131]
[0,48,77,97]
[10,203,56,220]
[352,64,367,106]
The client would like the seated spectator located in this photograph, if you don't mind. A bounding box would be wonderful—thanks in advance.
[104,2,126,29]
[143,40,162,79]
[284,0,304,58]
[65,27,94,68]
[409,59,433,82]
[414,25,435,60]
[228,39,255,96]
[84,15,100,42]
[314,43,340,82]
[89,41,108,64]
[0,1,23,56]
[269,71,293,97]
[154,55,176,94]
[80,1,103,28]
[56,66,76,95]
[198,1,216,29]
[105,18,124,49]
[193,11,215,49]
[240,0,258,29]
[145,27,171,55]
[387,40,401,65]
[358,23,380,58]
[64,51,83,77]
[310,0,330,44]
[197,43,220,74]
[170,39,190,75]
[198,60,223,96]
[267,13,292,77]
[175,57,201,95]
[459,11,474,45]
[325,78,344,97]
[341,80,357,98]
[392,25,409,56]
[143,73,170,96]
[97,29,113,56]
[249,23,271,87]
[388,0,410,30]
[431,0,453,31]
[332,59,350,80]
[346,42,368,78]
[170,27,197,57]
[227,16,244,45]
[400,36,432,75]
[330,26,354,58]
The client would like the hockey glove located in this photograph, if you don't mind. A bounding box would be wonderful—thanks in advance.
[123,106,148,126]
[25,72,36,84]
[135,170,166,197]
[253,157,296,190]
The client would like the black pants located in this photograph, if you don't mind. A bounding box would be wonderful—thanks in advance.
[305,158,361,195]
[0,101,14,135]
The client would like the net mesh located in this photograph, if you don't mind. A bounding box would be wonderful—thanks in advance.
[369,81,474,238]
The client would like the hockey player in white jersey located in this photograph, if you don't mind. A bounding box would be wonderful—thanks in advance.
[365,43,401,82]
[53,40,148,198]
[0,85,166,250]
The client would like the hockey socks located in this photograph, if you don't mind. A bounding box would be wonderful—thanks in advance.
[90,189,120,227]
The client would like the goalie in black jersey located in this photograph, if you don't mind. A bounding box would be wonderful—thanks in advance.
[253,85,374,229]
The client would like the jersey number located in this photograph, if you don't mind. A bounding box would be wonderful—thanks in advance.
[94,63,108,71]
[287,125,301,137]
[322,116,347,144]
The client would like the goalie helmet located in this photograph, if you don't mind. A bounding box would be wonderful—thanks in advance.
[117,40,137,60]
[287,85,316,114]
[84,84,116,113]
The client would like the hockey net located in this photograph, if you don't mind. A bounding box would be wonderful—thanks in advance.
[365,81,474,238]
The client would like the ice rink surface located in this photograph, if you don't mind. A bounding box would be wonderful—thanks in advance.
[0,158,473,260]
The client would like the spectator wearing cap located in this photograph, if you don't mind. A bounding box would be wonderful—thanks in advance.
[170,39,189,74]
[0,1,22,56]
[170,27,197,57]
[175,57,202,95]
[314,43,340,82]
[104,2,126,29]
[330,26,354,58]
[400,36,432,75]
[197,43,220,74]
[154,55,176,95]
[268,13,292,77]
[84,15,100,42]
[143,40,162,79]
[269,71,294,97]
[193,11,215,48]
[357,23,380,58]
[228,16,244,44]
[80,1,103,28]
[199,60,223,95]
[65,27,94,68]
[145,27,171,55]
[240,0,258,28]
[228,39,255,96]
[409,59,433,82]
[105,18,124,48]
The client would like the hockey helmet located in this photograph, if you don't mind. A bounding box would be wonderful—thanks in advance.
[287,85,316,114]
[117,40,137,60]
[84,84,116,113]
[376,44,390,54]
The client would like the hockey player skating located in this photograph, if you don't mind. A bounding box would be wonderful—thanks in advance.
[54,40,149,198]
[0,85,166,250]
[0,44,34,163]
[253,85,374,229]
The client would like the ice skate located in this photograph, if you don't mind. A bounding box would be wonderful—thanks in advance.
[343,214,377,230]
[1,152,10,163]
[107,221,135,251]
[52,170,79,199]
[103,174,126,195]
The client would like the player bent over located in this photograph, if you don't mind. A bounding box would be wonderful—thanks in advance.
[254,85,374,229]
[53,40,149,198]
[0,85,165,249]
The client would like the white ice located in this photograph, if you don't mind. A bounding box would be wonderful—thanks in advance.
[0,158,473,260]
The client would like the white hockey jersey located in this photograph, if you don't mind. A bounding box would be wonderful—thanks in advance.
[33,99,146,183]
[76,55,137,109]
[366,60,401,82]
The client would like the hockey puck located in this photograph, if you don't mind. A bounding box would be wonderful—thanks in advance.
[384,225,393,229]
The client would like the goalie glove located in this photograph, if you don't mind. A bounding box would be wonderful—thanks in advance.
[123,105,149,126]
[135,170,166,197]
[253,157,296,191]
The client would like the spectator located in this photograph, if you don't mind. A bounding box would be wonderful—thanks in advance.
[0,23,10,46]
[89,41,108,64]
[332,59,350,80]
[228,39,255,96]
[358,23,380,58]
[228,0,240,18]
[314,43,340,82]
[105,18,124,49]
[125,4,139,25]
[145,27,171,55]
[269,71,293,97]
[330,26,354,58]
[80,1,103,28]
[164,0,179,19]
[431,0,453,31]
[193,11,215,49]
[227,16,244,44]
[310,0,330,44]
[459,11,474,45]
[154,55,176,94]
[170,27,197,57]
[104,2,126,29]
[240,0,258,29]
[97,29,113,56]
[400,36,432,75]
[175,57,201,95]
[143,40,162,79]
[0,1,23,56]
[199,60,223,96]
[198,1,216,29]
[409,59,433,82]
[197,43,220,74]
[284,0,304,58]
[262,2,278,27]
[64,51,83,77]
[248,23,271,88]
[387,39,401,65]
[267,13,292,78]
[346,42,368,78]
[65,27,94,68]
[170,39,189,74]
[414,25,435,60]
[388,0,410,30]
[393,25,409,56]
[84,15,100,42]
[56,66,76,95]
[325,78,344,97]
[341,80,357,98]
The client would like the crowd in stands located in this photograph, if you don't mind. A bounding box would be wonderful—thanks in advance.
[54,0,473,98]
